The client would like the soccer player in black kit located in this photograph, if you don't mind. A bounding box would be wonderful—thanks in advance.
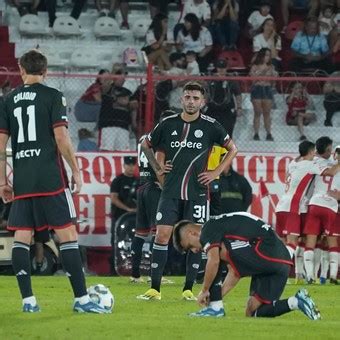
[173,212,321,320]
[137,82,238,300]
[0,50,108,313]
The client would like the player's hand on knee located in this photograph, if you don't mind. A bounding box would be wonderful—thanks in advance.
[197,290,210,306]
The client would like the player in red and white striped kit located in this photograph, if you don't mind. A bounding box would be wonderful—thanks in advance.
[304,137,340,284]
[275,140,338,283]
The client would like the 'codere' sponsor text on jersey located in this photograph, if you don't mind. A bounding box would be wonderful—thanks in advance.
[0,83,69,198]
[146,113,230,200]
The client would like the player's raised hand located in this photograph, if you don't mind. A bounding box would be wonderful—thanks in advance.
[197,290,210,306]
[198,170,217,185]
[71,171,82,194]
[0,184,14,203]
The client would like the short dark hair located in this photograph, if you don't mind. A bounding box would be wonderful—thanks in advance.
[183,81,205,95]
[173,220,192,254]
[316,136,332,154]
[299,140,315,157]
[19,50,47,75]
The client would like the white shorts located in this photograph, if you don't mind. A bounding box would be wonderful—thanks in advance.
[99,126,130,151]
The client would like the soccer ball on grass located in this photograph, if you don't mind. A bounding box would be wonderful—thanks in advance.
[87,284,114,312]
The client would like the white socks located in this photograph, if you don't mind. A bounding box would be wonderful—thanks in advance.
[295,246,304,278]
[74,294,91,305]
[23,295,37,306]
[209,300,224,311]
[314,247,322,279]
[304,249,314,281]
[329,250,339,280]
[287,296,299,310]
[320,250,330,279]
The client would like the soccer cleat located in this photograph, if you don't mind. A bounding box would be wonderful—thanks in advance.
[189,307,225,318]
[23,303,41,313]
[73,301,111,314]
[295,289,321,320]
[136,288,161,300]
[306,278,316,285]
[330,278,339,285]
[182,290,197,301]
[129,276,145,283]
[319,277,327,285]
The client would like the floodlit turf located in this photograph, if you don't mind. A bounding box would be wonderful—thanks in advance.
[0,276,339,340]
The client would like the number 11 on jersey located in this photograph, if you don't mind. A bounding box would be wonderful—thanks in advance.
[14,105,37,143]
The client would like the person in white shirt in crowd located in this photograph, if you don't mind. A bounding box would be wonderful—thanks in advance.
[185,50,201,75]
[176,13,213,73]
[253,18,282,70]
[318,5,335,36]
[174,0,211,40]
[247,0,273,37]
[303,136,340,285]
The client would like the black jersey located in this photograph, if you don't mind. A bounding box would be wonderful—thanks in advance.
[200,212,292,276]
[138,135,157,184]
[146,113,230,200]
[0,83,69,198]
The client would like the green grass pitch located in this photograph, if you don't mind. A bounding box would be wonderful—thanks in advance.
[0,276,339,340]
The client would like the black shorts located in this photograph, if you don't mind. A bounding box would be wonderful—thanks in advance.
[228,242,290,304]
[7,189,77,232]
[155,195,209,226]
[136,181,161,234]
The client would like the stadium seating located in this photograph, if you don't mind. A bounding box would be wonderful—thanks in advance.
[285,21,303,41]
[53,16,82,38]
[131,18,152,42]
[93,16,122,40]
[19,14,51,38]
[217,51,246,71]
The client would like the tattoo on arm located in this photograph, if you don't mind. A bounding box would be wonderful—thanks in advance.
[0,152,6,161]
[142,145,162,173]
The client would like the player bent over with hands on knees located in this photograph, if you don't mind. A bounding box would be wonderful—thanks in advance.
[0,50,109,313]
[173,213,321,320]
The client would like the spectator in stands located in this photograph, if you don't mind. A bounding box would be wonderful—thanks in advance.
[149,0,170,18]
[247,0,273,37]
[212,0,240,51]
[318,5,335,35]
[74,69,110,123]
[12,0,39,16]
[253,18,281,70]
[290,16,332,73]
[249,47,277,141]
[206,58,242,137]
[77,128,98,152]
[174,0,211,39]
[329,12,340,53]
[185,50,200,74]
[176,13,213,73]
[286,82,316,141]
[280,0,318,33]
[70,0,86,20]
[219,165,253,213]
[323,71,340,126]
[143,13,172,71]
[98,87,136,151]
[36,0,56,27]
[95,0,130,29]
[95,0,116,18]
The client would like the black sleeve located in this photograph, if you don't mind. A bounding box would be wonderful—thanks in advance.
[110,177,121,194]
[200,220,224,253]
[240,176,253,211]
[231,81,241,96]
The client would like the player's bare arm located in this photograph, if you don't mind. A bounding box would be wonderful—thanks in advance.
[323,163,340,176]
[197,247,220,306]
[54,126,82,193]
[141,139,172,178]
[221,264,240,297]
[328,189,340,201]
[0,133,13,203]
[198,139,238,185]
